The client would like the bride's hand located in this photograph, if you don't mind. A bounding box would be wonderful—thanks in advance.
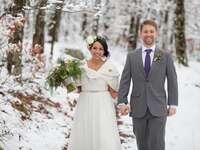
[108,86,118,99]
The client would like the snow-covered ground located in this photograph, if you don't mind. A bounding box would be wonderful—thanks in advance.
[166,61,200,150]
[0,44,200,150]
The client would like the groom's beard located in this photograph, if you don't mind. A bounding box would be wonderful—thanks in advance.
[143,37,155,47]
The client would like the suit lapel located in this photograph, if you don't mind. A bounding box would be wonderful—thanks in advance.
[136,48,146,78]
[148,47,160,78]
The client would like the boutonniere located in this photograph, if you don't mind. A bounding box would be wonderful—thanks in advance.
[153,52,162,62]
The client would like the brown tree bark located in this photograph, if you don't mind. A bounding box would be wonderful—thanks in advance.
[81,13,88,39]
[7,0,25,76]
[127,15,140,51]
[48,0,64,55]
[32,0,47,49]
[175,0,188,66]
[92,0,101,34]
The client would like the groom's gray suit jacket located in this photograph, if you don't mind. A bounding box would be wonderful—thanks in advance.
[118,48,178,118]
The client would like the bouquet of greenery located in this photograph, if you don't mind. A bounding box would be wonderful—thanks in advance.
[46,59,82,93]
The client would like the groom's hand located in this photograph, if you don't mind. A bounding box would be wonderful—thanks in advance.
[167,107,177,116]
[117,104,130,116]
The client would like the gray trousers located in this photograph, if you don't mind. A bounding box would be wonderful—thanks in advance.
[132,108,167,150]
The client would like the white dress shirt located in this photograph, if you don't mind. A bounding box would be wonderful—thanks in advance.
[142,45,156,66]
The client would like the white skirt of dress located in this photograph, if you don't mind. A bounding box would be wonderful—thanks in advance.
[68,91,122,150]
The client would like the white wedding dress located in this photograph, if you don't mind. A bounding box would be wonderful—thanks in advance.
[68,60,122,150]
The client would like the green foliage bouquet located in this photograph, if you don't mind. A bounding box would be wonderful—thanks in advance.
[46,59,82,93]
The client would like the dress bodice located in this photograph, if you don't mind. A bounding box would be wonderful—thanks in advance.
[80,60,120,92]
[81,66,108,91]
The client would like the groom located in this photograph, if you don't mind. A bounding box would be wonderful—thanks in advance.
[117,20,178,150]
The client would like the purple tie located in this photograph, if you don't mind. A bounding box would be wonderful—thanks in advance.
[144,49,152,77]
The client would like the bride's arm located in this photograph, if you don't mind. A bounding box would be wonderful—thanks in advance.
[108,85,118,99]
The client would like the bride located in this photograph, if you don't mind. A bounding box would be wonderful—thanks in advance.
[68,35,122,150]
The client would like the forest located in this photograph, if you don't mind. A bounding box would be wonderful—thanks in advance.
[0,0,200,150]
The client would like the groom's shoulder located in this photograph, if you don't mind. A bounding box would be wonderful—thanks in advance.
[155,48,174,63]
[157,48,172,57]
[127,48,141,57]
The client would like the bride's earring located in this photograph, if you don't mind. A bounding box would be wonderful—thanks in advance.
[101,56,107,61]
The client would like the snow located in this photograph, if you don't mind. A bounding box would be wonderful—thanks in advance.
[0,0,200,149]
[1,43,200,150]
[166,61,200,150]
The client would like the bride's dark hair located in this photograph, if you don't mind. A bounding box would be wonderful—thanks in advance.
[89,35,110,57]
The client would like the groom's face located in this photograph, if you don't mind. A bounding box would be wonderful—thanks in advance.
[140,24,158,47]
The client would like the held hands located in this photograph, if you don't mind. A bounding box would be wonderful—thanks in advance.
[117,103,130,116]
[107,85,131,116]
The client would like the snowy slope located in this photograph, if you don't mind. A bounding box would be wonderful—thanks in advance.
[0,44,200,150]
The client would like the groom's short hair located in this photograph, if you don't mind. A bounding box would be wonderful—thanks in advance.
[140,20,158,31]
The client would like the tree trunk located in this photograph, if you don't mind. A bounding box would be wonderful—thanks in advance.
[32,0,47,49]
[92,0,101,34]
[161,10,169,51]
[7,0,25,76]
[81,13,88,39]
[127,15,140,51]
[48,0,64,55]
[175,0,188,66]
[93,15,99,35]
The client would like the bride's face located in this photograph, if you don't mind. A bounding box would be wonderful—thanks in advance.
[89,41,105,60]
